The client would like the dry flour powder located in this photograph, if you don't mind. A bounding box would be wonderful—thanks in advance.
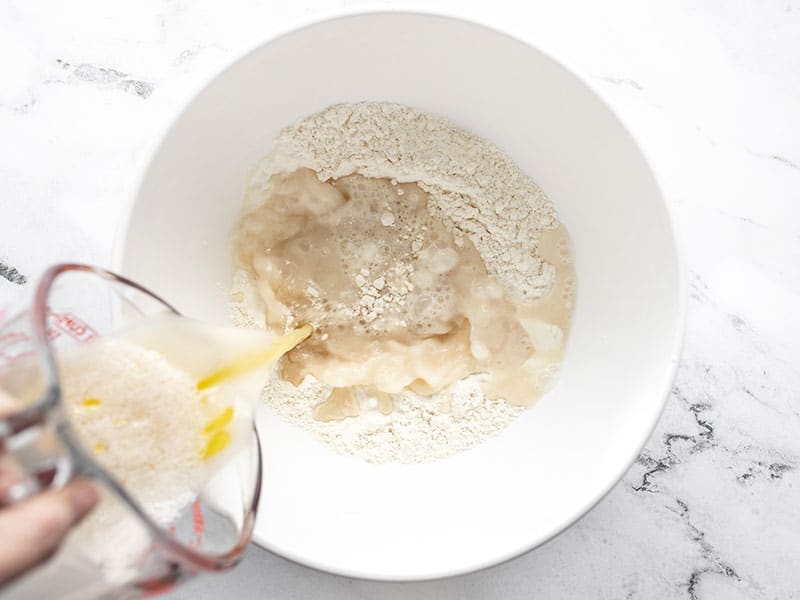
[232,102,564,463]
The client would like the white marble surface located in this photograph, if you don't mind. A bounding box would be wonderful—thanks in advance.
[2,1,799,598]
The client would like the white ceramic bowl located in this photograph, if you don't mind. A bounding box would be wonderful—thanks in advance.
[118,10,684,581]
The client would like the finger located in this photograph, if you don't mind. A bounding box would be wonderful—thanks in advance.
[0,390,21,496]
[0,388,17,417]
[0,480,98,585]
[0,454,23,500]
[0,388,19,454]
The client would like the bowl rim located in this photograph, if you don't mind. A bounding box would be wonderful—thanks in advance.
[114,4,687,582]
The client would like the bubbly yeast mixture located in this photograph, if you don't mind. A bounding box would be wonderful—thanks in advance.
[234,168,576,419]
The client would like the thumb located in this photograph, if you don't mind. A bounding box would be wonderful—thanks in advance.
[0,480,98,586]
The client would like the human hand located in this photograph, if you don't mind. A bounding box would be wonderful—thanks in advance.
[0,390,98,586]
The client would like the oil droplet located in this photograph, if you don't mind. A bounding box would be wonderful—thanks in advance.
[203,406,234,434]
[202,430,231,460]
[82,398,101,407]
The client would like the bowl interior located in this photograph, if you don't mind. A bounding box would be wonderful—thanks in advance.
[119,12,682,580]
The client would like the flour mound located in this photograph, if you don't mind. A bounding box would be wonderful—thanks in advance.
[249,102,558,302]
[233,101,568,463]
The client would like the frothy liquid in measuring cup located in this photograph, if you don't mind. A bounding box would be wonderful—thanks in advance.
[47,314,307,587]
[60,313,312,504]
[62,335,227,522]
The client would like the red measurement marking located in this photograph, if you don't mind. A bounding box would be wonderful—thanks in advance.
[0,331,29,346]
[141,580,177,598]
[191,500,205,548]
[49,312,97,343]
[0,349,35,368]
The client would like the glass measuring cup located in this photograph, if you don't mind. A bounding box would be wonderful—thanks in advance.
[0,264,264,599]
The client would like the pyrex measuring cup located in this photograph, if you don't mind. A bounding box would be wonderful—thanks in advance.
[0,264,264,599]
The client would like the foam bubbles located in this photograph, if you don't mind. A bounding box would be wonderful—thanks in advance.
[234,170,576,407]
[429,247,459,274]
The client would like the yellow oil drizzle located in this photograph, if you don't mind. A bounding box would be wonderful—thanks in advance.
[203,406,234,434]
[82,398,102,407]
[202,430,231,460]
[201,406,234,460]
[197,324,312,460]
[196,324,313,391]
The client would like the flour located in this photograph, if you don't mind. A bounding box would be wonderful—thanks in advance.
[260,370,524,464]
[60,338,208,519]
[248,102,559,302]
[232,101,572,464]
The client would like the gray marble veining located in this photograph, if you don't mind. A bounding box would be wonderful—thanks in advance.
[1,1,799,598]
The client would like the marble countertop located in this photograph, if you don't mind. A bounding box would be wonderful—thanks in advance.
[2,1,799,598]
